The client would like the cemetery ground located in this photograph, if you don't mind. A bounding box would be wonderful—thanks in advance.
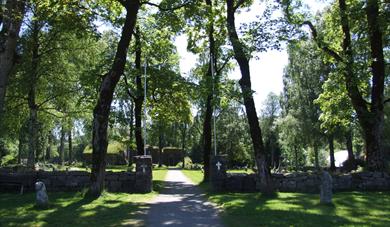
[183,169,390,226]
[1,167,390,226]
[0,168,167,227]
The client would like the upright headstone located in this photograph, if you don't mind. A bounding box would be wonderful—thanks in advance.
[210,155,227,191]
[320,171,333,204]
[134,155,152,193]
[35,181,49,208]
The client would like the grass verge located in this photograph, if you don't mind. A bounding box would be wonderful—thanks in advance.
[0,168,167,227]
[182,169,390,226]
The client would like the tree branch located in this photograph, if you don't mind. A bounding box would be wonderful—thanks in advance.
[216,57,231,75]
[301,21,343,62]
[123,73,136,100]
[234,0,246,11]
[141,0,192,11]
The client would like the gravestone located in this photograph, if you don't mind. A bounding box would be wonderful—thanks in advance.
[320,171,333,204]
[35,181,49,208]
[134,155,153,193]
[210,155,227,191]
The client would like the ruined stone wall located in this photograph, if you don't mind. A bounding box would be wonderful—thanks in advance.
[220,172,390,193]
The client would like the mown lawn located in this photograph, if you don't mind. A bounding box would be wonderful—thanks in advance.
[182,169,390,226]
[0,168,167,227]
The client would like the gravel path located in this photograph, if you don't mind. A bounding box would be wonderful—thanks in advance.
[145,169,224,227]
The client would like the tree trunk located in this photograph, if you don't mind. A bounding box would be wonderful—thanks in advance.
[18,128,24,164]
[202,0,216,182]
[363,0,386,170]
[26,19,40,169]
[158,132,163,167]
[313,144,319,169]
[68,128,73,163]
[226,0,273,194]
[128,99,134,166]
[46,131,52,161]
[181,124,187,169]
[345,129,355,162]
[134,27,144,156]
[89,1,140,197]
[0,0,26,115]
[202,95,212,181]
[60,126,65,166]
[338,0,386,171]
[328,134,336,171]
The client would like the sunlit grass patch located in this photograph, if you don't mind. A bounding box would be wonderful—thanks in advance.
[182,169,390,226]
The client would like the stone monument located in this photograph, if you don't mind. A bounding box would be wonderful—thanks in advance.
[35,181,49,208]
[210,155,227,191]
[134,155,153,193]
[320,171,333,204]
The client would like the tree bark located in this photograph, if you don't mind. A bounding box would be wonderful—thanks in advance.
[89,0,140,197]
[226,0,273,194]
[0,0,26,115]
[328,134,335,171]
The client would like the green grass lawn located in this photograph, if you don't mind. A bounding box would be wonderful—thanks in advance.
[182,169,390,226]
[0,168,167,227]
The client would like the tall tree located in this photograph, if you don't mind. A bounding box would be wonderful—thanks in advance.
[0,0,26,115]
[89,0,140,197]
[281,0,388,170]
[226,0,273,193]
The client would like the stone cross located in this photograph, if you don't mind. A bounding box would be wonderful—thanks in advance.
[141,164,147,173]
[35,181,49,208]
[216,161,222,171]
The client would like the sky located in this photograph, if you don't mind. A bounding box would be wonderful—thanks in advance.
[176,0,328,113]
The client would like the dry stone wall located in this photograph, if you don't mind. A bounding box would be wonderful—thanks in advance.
[220,172,390,193]
[0,171,146,193]
[0,156,153,194]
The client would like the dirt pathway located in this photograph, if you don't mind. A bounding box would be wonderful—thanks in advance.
[145,169,223,227]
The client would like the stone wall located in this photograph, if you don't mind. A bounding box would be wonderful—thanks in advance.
[0,156,153,194]
[217,172,390,193]
[0,170,148,193]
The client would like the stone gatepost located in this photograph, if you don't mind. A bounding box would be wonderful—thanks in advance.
[134,155,153,193]
[210,155,227,191]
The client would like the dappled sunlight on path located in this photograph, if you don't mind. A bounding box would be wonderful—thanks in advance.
[145,169,223,227]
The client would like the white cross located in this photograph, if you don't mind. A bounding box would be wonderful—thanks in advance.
[141,164,147,173]
[216,161,222,171]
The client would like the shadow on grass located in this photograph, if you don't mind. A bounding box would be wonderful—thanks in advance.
[0,192,147,227]
[206,190,390,226]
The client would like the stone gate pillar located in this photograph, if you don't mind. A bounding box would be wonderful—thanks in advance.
[210,155,227,191]
[134,155,152,193]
